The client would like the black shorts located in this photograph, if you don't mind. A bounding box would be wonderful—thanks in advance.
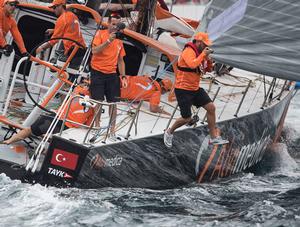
[90,68,120,102]
[69,47,86,70]
[57,47,86,83]
[58,46,86,70]
[31,115,67,136]
[175,88,212,118]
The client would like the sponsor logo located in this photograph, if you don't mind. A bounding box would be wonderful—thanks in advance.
[196,129,271,182]
[105,156,123,167]
[232,131,270,173]
[50,149,79,170]
[90,154,123,169]
[47,167,73,179]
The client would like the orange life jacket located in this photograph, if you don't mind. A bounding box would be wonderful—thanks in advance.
[177,42,202,74]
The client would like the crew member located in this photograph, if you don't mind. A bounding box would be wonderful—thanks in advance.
[2,85,94,145]
[164,32,228,148]
[90,12,127,139]
[0,0,28,56]
[36,0,86,78]
[121,75,172,114]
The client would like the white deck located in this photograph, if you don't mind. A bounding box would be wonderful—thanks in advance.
[60,69,290,146]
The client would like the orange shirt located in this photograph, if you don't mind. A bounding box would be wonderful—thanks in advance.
[175,47,209,91]
[91,29,126,74]
[121,76,161,106]
[49,11,86,54]
[0,8,26,53]
[59,97,94,128]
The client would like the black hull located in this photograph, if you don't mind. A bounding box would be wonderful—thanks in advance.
[0,92,293,189]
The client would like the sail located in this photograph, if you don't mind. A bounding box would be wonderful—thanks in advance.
[198,0,300,81]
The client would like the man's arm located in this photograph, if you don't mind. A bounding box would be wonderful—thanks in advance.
[49,17,65,46]
[117,43,126,75]
[10,19,27,53]
[117,55,126,76]
[205,58,214,73]
[91,39,110,54]
[36,17,64,54]
[92,31,115,54]
[118,56,127,88]
[182,48,207,69]
[0,12,7,47]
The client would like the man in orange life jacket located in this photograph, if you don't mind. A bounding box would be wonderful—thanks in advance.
[121,75,172,114]
[2,85,94,145]
[164,32,229,148]
[36,0,86,80]
[0,0,28,57]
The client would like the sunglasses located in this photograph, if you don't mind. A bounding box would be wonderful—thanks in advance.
[8,2,18,7]
[52,4,61,10]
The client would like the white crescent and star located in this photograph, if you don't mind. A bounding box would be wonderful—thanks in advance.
[56,154,66,163]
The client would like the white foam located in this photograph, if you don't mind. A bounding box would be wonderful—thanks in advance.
[269,143,298,176]
[0,183,83,226]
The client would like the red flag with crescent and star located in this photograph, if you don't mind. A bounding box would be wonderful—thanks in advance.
[50,149,79,170]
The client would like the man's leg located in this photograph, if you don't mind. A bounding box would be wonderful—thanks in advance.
[198,90,228,145]
[164,117,191,148]
[169,89,193,133]
[202,102,217,138]
[106,74,119,137]
[3,128,32,145]
[164,88,193,148]
[90,69,105,128]
[168,117,191,134]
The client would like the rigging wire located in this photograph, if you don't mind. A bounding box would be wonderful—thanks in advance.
[88,57,178,142]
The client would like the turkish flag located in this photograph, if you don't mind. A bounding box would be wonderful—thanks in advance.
[50,149,79,170]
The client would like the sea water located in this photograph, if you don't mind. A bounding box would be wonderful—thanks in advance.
[0,93,300,227]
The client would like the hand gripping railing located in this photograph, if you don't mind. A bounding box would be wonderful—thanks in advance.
[201,86,221,124]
